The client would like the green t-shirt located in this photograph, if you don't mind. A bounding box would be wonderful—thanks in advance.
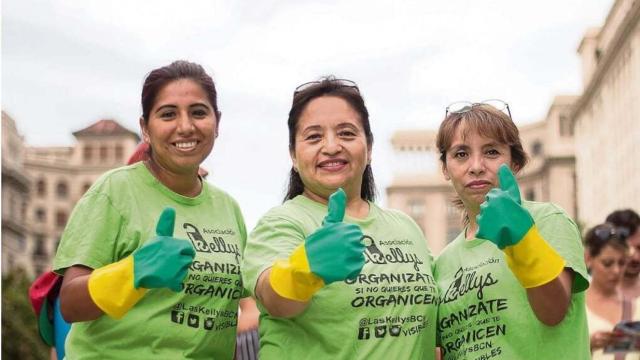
[242,195,438,359]
[53,162,247,360]
[434,201,590,360]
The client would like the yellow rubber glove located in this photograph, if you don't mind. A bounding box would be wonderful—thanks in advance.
[88,208,195,319]
[476,164,565,288]
[269,189,365,301]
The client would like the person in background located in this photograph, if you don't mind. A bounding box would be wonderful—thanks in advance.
[433,100,590,359]
[242,77,438,359]
[584,223,639,359]
[607,209,640,299]
[53,60,246,359]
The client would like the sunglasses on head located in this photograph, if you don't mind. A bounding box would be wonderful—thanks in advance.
[445,99,512,120]
[293,78,360,97]
[594,224,630,242]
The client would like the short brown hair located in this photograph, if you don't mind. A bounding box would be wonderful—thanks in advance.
[436,104,528,172]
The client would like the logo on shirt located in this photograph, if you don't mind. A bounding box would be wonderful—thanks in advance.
[363,236,424,271]
[183,223,241,263]
[440,267,499,303]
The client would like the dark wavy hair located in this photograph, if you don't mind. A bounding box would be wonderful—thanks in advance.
[283,76,376,202]
[606,209,640,237]
[585,223,629,257]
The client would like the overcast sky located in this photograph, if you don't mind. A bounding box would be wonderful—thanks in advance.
[2,0,612,229]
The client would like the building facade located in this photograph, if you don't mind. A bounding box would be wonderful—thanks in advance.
[386,96,578,254]
[5,119,140,277]
[573,0,640,227]
[2,112,32,274]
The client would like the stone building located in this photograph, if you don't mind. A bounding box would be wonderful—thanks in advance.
[386,96,578,254]
[22,119,139,276]
[572,0,640,227]
[2,112,31,274]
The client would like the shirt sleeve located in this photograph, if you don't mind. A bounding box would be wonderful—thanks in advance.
[53,191,126,273]
[536,208,589,293]
[241,214,306,297]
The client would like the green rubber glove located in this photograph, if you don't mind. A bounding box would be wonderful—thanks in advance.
[133,207,196,291]
[88,207,195,319]
[476,164,533,249]
[269,188,365,301]
[476,164,565,288]
[306,189,366,283]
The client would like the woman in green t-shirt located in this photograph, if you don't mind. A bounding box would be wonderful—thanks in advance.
[53,61,247,359]
[433,100,590,359]
[242,77,438,359]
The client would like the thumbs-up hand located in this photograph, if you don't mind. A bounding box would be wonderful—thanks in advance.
[475,164,565,288]
[88,207,195,319]
[476,164,533,249]
[269,188,365,302]
[305,189,365,284]
[133,207,196,291]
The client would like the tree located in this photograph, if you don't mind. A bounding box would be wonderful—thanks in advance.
[2,269,49,360]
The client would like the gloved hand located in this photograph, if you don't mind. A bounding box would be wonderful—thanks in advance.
[270,188,365,302]
[88,207,195,319]
[476,164,565,288]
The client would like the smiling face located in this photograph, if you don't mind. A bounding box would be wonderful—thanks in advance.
[442,122,513,214]
[140,78,218,176]
[291,96,371,202]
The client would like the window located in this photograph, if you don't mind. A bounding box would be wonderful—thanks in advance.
[33,234,47,256]
[56,181,68,199]
[84,145,93,162]
[56,210,68,229]
[8,193,16,219]
[559,115,574,137]
[35,208,46,223]
[83,182,92,194]
[21,200,27,222]
[115,145,124,161]
[531,141,543,157]
[7,255,14,271]
[17,235,26,252]
[100,145,108,161]
[36,179,47,197]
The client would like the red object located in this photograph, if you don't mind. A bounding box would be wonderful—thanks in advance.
[127,142,151,165]
[28,271,63,346]
[29,271,60,316]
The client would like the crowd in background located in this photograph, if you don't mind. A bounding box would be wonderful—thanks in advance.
[585,209,640,359]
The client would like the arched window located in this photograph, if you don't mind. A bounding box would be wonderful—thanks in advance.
[84,145,93,162]
[115,145,124,162]
[36,179,47,197]
[33,234,47,256]
[531,141,543,157]
[100,145,108,161]
[56,210,68,229]
[35,208,46,223]
[56,181,69,199]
